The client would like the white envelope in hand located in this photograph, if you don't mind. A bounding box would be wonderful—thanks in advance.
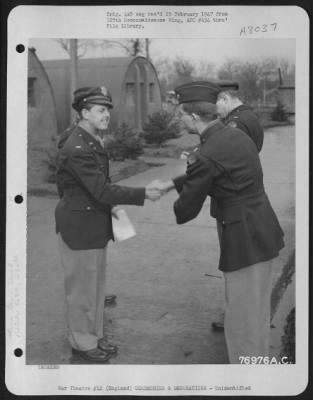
[112,208,136,242]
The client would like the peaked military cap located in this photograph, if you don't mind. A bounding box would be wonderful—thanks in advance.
[72,86,113,111]
[217,81,239,92]
[175,81,221,104]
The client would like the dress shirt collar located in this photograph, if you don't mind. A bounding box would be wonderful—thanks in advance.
[76,126,106,151]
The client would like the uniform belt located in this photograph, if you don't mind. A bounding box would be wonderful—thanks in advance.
[217,189,266,208]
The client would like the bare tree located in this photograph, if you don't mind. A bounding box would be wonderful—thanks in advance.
[154,56,216,98]
[90,38,144,56]
[173,57,195,85]
[217,57,242,79]
[219,60,263,103]
[194,60,216,80]
[217,57,294,104]
[54,38,145,58]
[153,56,195,97]
[55,39,94,58]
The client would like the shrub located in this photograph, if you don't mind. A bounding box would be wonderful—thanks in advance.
[141,111,181,146]
[107,123,144,160]
[271,100,290,122]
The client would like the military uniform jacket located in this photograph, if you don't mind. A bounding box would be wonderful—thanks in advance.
[222,104,264,152]
[55,126,145,250]
[211,106,264,218]
[173,120,284,272]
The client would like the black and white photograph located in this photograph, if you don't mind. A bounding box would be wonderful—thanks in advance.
[6,5,309,396]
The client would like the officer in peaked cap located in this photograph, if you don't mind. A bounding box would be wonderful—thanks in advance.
[56,87,114,153]
[54,85,161,363]
[154,80,284,363]
[216,80,264,152]
[212,80,264,332]
[56,87,118,306]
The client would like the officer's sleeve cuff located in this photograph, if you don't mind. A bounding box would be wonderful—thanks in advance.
[173,175,186,194]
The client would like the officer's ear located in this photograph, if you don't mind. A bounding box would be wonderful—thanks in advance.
[81,107,90,120]
[191,113,200,121]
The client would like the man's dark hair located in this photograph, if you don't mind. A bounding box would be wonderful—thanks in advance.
[77,102,95,118]
[182,101,217,122]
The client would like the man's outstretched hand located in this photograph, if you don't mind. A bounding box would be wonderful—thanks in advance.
[145,180,175,201]
[145,181,162,201]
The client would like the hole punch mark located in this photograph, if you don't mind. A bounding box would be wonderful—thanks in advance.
[14,348,23,357]
[14,195,23,204]
[16,44,25,53]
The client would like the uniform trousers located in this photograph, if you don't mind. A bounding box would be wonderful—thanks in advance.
[223,260,273,364]
[57,233,108,351]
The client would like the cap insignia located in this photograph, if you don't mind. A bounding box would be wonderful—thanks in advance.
[100,86,109,96]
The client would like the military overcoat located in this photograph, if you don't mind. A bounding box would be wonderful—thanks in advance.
[55,126,145,250]
[173,120,284,272]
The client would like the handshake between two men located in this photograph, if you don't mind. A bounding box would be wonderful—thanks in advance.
[145,179,175,202]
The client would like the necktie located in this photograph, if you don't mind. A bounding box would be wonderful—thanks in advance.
[97,136,105,148]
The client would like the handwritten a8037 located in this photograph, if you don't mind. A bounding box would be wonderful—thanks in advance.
[240,23,277,36]
[239,356,291,365]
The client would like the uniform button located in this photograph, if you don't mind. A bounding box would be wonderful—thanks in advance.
[87,206,91,210]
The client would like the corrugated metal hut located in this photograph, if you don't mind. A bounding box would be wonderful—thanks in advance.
[278,76,295,115]
[28,48,58,147]
[43,56,162,133]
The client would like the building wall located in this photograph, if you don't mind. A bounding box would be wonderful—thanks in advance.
[43,57,162,133]
[42,62,71,133]
[119,58,162,132]
[28,50,58,148]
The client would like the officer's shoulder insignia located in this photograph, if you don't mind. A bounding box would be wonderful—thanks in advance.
[180,151,189,160]
[228,120,237,128]
[74,145,82,149]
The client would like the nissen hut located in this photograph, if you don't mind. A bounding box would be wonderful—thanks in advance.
[277,76,295,117]
[43,56,162,133]
[28,48,58,148]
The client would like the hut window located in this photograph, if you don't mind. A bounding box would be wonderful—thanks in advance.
[126,83,135,105]
[28,78,36,108]
[149,83,155,103]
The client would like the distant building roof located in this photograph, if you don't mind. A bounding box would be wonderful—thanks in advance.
[42,56,162,131]
[43,56,153,90]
